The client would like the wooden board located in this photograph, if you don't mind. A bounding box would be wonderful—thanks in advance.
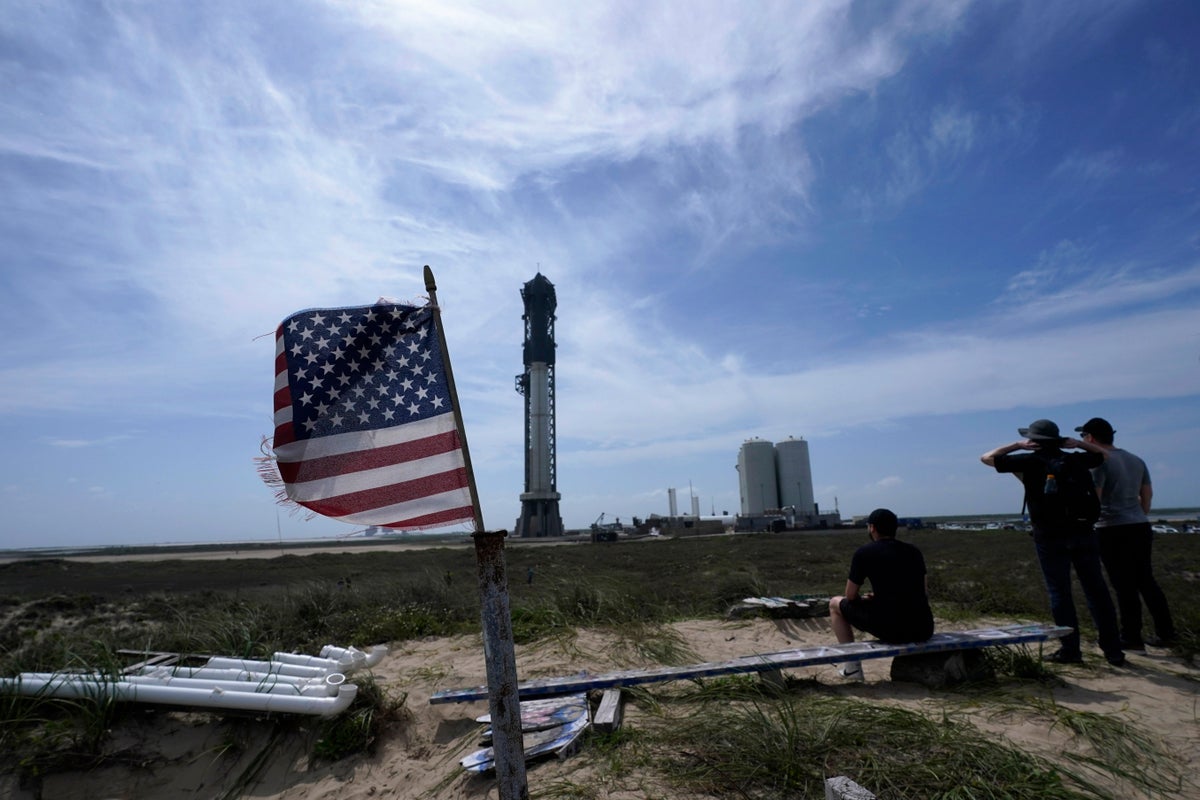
[431,623,1071,705]
[593,689,623,733]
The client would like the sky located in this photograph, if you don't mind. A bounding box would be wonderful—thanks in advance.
[2,0,1199,549]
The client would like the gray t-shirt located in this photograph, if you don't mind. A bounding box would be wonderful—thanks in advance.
[1092,448,1151,528]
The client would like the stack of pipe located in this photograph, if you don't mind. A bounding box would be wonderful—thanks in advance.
[0,644,387,717]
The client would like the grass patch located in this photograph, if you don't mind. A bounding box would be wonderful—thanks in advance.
[652,693,1126,799]
[1022,697,1187,797]
[314,675,407,762]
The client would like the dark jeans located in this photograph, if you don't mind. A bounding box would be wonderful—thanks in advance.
[1098,523,1175,645]
[1033,531,1123,658]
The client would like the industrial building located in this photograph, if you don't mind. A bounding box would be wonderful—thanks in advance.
[735,436,840,531]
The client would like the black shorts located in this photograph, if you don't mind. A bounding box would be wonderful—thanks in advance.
[839,597,931,644]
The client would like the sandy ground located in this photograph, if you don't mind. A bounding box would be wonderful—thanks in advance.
[3,614,1197,800]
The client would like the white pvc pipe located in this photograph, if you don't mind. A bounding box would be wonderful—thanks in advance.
[2,674,358,717]
[269,652,354,671]
[13,670,347,697]
[202,657,332,678]
[320,644,387,669]
[136,666,314,685]
[122,672,345,698]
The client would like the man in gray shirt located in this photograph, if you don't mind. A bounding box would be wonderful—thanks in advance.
[1075,417,1176,650]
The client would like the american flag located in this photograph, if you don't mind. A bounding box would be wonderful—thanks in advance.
[271,302,475,530]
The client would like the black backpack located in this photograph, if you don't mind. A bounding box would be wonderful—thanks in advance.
[1035,453,1101,531]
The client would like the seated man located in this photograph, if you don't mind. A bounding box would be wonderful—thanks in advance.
[829,508,935,680]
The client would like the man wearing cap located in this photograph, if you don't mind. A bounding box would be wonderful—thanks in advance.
[1076,417,1176,650]
[829,508,935,681]
[981,419,1125,666]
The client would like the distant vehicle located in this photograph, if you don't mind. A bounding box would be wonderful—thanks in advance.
[1151,524,1179,534]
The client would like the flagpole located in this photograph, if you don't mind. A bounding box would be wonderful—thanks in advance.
[423,265,529,800]
[423,264,485,533]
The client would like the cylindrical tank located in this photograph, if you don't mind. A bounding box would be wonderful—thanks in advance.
[526,362,553,493]
[668,487,678,517]
[738,439,779,515]
[776,437,815,516]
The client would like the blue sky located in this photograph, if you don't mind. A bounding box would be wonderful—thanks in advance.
[2,1,1198,548]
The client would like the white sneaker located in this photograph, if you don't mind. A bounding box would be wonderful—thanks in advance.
[837,663,864,682]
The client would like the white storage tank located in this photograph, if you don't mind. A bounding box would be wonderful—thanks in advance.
[738,438,779,515]
[776,437,815,516]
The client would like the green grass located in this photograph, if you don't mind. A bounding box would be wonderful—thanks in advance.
[1,529,1197,795]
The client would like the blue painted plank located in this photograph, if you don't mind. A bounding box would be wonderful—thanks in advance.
[430,623,1071,705]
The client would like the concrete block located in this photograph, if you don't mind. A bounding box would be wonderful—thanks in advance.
[890,649,994,688]
[825,775,876,799]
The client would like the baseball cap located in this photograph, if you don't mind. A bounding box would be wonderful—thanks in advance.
[1075,417,1115,437]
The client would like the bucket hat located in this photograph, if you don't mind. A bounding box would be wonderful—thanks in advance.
[1018,419,1062,442]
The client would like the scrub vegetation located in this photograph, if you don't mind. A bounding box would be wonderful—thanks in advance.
[1,528,1197,797]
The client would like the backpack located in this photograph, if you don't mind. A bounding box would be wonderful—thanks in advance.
[1034,452,1101,531]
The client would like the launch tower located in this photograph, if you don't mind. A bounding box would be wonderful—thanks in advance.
[514,273,564,537]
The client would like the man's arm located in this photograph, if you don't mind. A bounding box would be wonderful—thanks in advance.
[1062,436,1108,461]
[981,440,1032,467]
[843,579,860,602]
[1140,483,1153,515]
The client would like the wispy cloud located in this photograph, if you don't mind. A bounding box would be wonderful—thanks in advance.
[46,435,133,449]
[1052,149,1122,182]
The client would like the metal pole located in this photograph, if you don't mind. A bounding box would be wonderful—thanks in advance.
[473,530,529,800]
[423,265,485,533]
[422,266,526,799]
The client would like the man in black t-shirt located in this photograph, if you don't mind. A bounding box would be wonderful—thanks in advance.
[829,508,934,681]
